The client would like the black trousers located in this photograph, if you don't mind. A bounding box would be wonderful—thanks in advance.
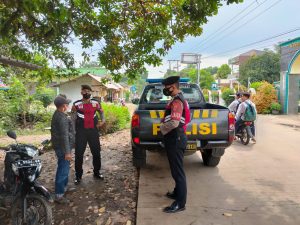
[75,128,101,178]
[164,128,187,207]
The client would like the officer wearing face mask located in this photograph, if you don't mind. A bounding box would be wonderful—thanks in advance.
[72,85,105,184]
[160,76,189,213]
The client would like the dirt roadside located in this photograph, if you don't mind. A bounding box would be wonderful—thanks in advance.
[0,129,138,225]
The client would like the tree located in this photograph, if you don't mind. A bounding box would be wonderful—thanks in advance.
[0,0,242,81]
[200,69,215,89]
[6,77,31,127]
[79,61,102,68]
[204,66,219,75]
[216,64,231,79]
[33,86,56,107]
[164,69,179,78]
[176,65,215,89]
[239,50,280,86]
[221,88,235,106]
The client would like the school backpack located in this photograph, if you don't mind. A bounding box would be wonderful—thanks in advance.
[244,102,256,121]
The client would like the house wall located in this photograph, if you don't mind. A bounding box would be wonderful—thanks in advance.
[288,74,300,114]
[280,39,300,114]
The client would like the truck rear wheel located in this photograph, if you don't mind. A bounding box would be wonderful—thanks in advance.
[132,146,146,168]
[201,149,221,167]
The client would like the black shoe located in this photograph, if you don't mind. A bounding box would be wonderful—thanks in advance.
[165,191,177,200]
[93,173,104,180]
[163,201,185,213]
[74,177,81,185]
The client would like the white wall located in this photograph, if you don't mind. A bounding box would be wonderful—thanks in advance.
[58,76,92,105]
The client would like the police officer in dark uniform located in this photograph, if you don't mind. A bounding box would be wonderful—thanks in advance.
[72,85,105,184]
[160,76,188,213]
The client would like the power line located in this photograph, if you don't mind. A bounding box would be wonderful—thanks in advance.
[202,27,300,59]
[199,0,283,53]
[197,0,266,50]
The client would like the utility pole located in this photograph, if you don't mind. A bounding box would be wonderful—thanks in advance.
[197,54,201,86]
[168,60,181,73]
[181,53,201,86]
[248,77,251,89]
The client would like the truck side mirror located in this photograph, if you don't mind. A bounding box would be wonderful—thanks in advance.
[132,98,140,105]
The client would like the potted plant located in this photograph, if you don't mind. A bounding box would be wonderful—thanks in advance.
[270,102,282,114]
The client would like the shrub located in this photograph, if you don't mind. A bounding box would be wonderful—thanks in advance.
[250,81,264,91]
[270,102,282,111]
[33,86,56,107]
[203,94,209,102]
[252,81,277,114]
[125,91,130,102]
[221,88,235,106]
[233,84,247,92]
[101,103,130,134]
[211,91,219,104]
[202,88,209,95]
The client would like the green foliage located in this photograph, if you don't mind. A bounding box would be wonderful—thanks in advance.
[270,102,282,111]
[179,65,215,89]
[217,64,231,79]
[125,91,130,102]
[211,91,219,98]
[0,78,54,134]
[200,70,215,89]
[101,103,130,134]
[0,0,242,81]
[203,94,209,102]
[250,81,264,90]
[204,66,218,75]
[221,88,235,106]
[33,86,56,107]
[239,51,280,86]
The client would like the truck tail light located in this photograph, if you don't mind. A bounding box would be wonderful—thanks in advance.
[133,137,140,144]
[228,112,235,142]
[131,113,140,128]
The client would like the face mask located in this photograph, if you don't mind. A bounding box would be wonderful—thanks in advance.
[83,93,91,99]
[163,87,173,96]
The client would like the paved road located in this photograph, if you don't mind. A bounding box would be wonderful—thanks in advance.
[137,115,300,225]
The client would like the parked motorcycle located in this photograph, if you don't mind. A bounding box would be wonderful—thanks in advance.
[235,121,253,145]
[0,130,53,225]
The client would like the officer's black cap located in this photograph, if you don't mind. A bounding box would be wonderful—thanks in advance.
[162,76,180,85]
[54,95,71,108]
[81,84,92,91]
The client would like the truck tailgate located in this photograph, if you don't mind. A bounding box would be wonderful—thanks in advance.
[136,107,229,142]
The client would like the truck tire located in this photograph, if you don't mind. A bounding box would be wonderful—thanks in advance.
[201,149,221,167]
[132,146,146,168]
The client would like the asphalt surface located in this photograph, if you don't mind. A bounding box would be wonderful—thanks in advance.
[137,115,300,225]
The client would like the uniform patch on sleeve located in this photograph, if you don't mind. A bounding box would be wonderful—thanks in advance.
[171,100,183,121]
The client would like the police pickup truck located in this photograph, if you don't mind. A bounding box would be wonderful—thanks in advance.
[131,78,235,168]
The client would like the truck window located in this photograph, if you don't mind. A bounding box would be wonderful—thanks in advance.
[143,84,204,104]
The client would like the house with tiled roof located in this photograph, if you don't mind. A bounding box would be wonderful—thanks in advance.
[53,72,128,104]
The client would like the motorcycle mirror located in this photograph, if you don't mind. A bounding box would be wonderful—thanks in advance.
[41,139,50,146]
[7,130,17,140]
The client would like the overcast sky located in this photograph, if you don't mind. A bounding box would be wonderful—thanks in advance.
[147,0,300,77]
[69,0,300,78]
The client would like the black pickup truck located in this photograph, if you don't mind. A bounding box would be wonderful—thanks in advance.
[131,79,235,168]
